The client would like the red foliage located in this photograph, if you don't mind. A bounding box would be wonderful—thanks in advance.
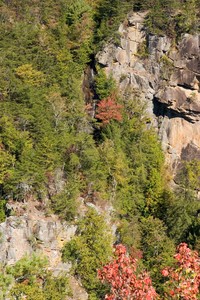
[99,243,200,300]
[161,243,200,300]
[95,96,123,125]
[98,244,158,300]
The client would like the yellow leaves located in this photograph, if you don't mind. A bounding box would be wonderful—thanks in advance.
[56,50,72,63]
[15,64,46,86]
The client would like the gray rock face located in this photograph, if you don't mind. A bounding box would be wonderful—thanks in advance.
[96,12,200,173]
[158,33,200,123]
[0,211,76,269]
[156,87,200,122]
[148,34,171,59]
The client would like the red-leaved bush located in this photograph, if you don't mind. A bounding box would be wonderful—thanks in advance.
[161,243,200,300]
[98,244,158,300]
[98,243,200,300]
[95,96,123,125]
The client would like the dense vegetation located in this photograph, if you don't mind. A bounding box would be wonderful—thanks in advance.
[0,254,70,299]
[0,0,200,299]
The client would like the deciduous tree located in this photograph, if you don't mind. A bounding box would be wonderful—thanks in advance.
[95,96,123,125]
[161,243,200,300]
[98,244,158,300]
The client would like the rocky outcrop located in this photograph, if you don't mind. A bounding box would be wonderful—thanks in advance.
[157,34,200,123]
[96,12,200,173]
[0,203,90,299]
[0,199,114,300]
[0,201,76,271]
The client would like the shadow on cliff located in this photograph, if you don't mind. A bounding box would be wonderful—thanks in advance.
[153,97,194,122]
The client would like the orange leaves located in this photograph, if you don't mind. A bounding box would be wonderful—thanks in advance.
[99,243,200,299]
[98,244,158,300]
[95,96,123,125]
[161,243,200,300]
[161,269,169,277]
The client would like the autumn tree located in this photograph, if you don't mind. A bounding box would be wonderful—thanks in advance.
[95,95,123,125]
[98,243,200,299]
[98,244,158,300]
[161,243,200,300]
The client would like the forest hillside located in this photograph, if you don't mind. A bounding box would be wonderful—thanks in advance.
[0,0,200,299]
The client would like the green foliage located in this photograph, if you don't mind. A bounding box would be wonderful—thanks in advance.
[94,0,133,47]
[163,160,200,247]
[0,200,6,223]
[174,0,199,35]
[136,41,149,59]
[165,192,200,246]
[178,160,200,194]
[140,216,175,291]
[143,0,199,37]
[103,103,166,218]
[62,208,113,299]
[65,0,92,26]
[0,0,97,206]
[117,217,141,250]
[9,274,69,300]
[0,264,13,300]
[6,254,48,281]
[0,254,70,300]
[95,68,116,99]
[64,0,94,65]
[0,0,199,296]
[160,55,174,80]
[43,275,70,300]
[51,179,80,221]
[10,283,46,300]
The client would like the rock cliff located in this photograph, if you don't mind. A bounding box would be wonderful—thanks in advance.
[0,200,76,270]
[96,12,200,175]
[0,201,90,299]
